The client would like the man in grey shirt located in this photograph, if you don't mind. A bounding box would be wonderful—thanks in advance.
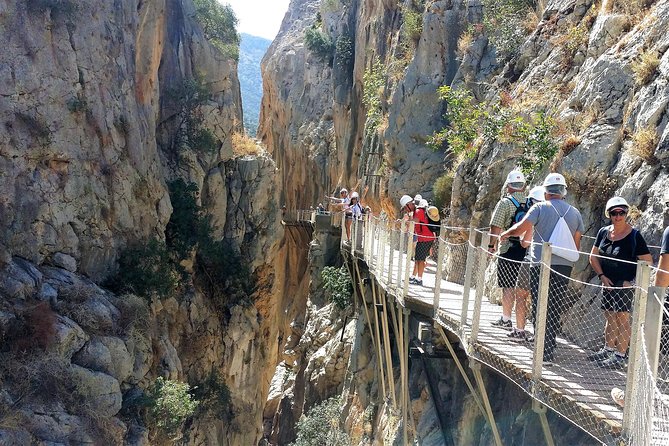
[501,173,584,363]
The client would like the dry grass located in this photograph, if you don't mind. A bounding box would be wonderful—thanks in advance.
[457,31,474,59]
[629,126,659,162]
[232,132,262,157]
[579,105,603,132]
[522,9,540,34]
[116,293,150,334]
[561,134,582,155]
[631,49,660,85]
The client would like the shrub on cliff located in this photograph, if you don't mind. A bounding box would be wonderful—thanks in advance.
[321,266,352,309]
[483,0,534,60]
[290,397,350,446]
[146,377,198,439]
[192,0,240,59]
[305,26,335,64]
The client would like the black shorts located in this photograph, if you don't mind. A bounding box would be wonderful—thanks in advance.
[415,241,433,262]
[601,284,634,313]
[497,243,526,288]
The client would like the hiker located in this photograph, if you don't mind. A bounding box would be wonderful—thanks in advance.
[426,205,441,259]
[500,173,585,364]
[509,185,545,341]
[588,197,652,369]
[343,191,364,240]
[326,188,350,210]
[488,170,529,331]
[414,194,423,207]
[410,199,436,286]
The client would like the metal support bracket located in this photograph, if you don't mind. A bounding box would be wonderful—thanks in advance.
[470,361,504,446]
[532,401,555,446]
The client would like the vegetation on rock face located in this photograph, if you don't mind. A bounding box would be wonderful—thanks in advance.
[433,169,456,210]
[305,21,335,64]
[321,266,352,309]
[335,35,354,70]
[192,371,233,420]
[430,87,559,180]
[362,59,385,133]
[192,0,240,60]
[483,0,535,60]
[146,377,199,438]
[290,397,351,446]
[632,49,660,85]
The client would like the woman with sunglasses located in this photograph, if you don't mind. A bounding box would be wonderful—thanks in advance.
[588,197,652,369]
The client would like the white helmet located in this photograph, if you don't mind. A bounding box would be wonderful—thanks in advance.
[528,186,545,202]
[414,194,423,202]
[400,195,413,208]
[605,196,629,217]
[418,199,428,208]
[340,188,348,195]
[506,170,526,185]
[542,173,567,187]
[350,191,359,199]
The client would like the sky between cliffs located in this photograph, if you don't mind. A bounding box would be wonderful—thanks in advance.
[224,0,291,40]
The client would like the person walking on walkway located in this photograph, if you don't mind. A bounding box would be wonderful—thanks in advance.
[489,170,529,331]
[410,199,436,286]
[501,173,585,364]
[588,197,652,369]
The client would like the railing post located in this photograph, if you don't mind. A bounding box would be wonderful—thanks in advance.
[340,213,346,249]
[351,217,357,255]
[398,220,406,294]
[403,222,415,301]
[461,229,477,332]
[379,220,387,278]
[387,221,395,287]
[532,242,553,385]
[470,231,490,345]
[433,235,446,318]
[623,261,652,433]
[645,285,666,377]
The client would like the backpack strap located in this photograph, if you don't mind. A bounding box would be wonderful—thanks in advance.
[506,196,521,208]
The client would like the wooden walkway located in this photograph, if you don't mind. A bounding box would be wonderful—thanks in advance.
[350,238,627,445]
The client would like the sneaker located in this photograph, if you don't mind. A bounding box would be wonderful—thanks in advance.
[491,317,513,330]
[507,329,528,341]
[611,387,625,408]
[587,348,614,362]
[409,277,418,284]
[599,353,627,369]
[414,279,423,286]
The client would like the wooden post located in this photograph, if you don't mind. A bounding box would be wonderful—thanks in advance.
[351,218,357,255]
[532,243,553,385]
[379,219,386,279]
[460,229,478,334]
[370,277,387,401]
[470,232,490,345]
[403,222,415,301]
[623,261,651,432]
[403,308,411,444]
[434,235,446,318]
[380,285,397,408]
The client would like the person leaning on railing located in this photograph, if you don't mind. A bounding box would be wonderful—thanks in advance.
[500,173,585,364]
[588,197,652,369]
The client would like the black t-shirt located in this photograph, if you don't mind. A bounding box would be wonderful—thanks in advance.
[595,226,650,282]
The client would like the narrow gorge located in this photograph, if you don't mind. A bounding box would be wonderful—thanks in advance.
[1,0,668,445]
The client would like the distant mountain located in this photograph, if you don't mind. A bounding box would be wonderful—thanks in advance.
[239,33,271,136]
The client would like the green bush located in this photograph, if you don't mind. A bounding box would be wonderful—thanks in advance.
[321,266,352,309]
[514,110,559,179]
[290,397,351,446]
[428,86,484,156]
[335,35,354,70]
[146,377,198,438]
[192,371,232,420]
[305,26,335,64]
[362,59,385,132]
[483,0,533,60]
[165,179,206,260]
[433,171,455,210]
[192,0,240,60]
[105,239,179,299]
[402,7,423,42]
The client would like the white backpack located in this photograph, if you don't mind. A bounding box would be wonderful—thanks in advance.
[543,206,579,262]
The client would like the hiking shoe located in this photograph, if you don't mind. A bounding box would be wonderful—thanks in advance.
[611,388,625,408]
[414,279,423,286]
[491,317,513,330]
[599,354,627,369]
[587,348,614,362]
[507,329,529,341]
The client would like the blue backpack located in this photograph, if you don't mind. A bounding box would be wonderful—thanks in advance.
[506,196,530,226]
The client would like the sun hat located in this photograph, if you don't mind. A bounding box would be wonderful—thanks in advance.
[400,195,413,208]
[605,196,629,218]
[427,206,440,221]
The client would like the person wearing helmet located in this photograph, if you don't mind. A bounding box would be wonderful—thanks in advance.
[588,197,652,369]
[508,185,545,341]
[414,194,423,206]
[326,188,350,208]
[501,172,585,364]
[400,194,415,219]
[489,170,529,331]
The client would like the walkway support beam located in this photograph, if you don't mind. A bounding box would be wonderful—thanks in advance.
[371,276,387,402]
[470,361,504,446]
[532,401,555,446]
[379,284,397,408]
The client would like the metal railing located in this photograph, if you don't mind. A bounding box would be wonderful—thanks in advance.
[343,214,668,444]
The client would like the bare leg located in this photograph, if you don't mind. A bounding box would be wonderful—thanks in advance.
[417,260,426,278]
[502,288,514,320]
[604,311,618,350]
[616,311,631,354]
[515,288,530,330]
[345,219,351,240]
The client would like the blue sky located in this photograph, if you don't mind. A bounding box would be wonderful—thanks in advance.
[225,0,291,40]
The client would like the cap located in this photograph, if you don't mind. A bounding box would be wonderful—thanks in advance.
[605,196,629,217]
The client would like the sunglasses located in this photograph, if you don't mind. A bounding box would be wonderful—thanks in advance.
[609,210,627,217]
